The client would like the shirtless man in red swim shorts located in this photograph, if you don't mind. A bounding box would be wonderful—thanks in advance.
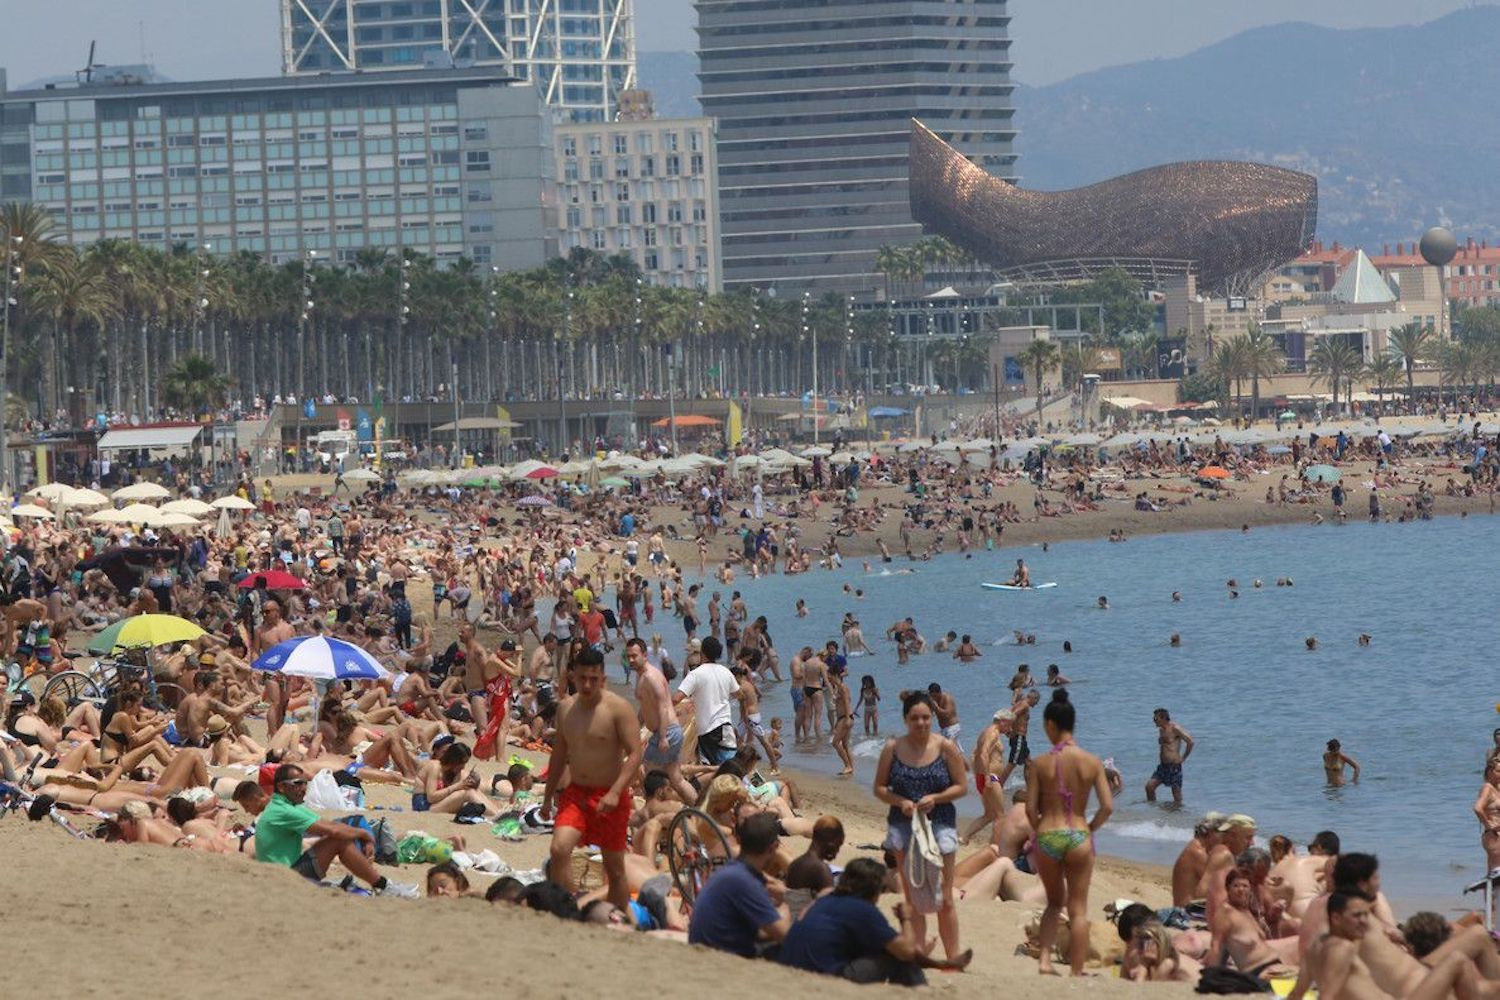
[543,647,643,913]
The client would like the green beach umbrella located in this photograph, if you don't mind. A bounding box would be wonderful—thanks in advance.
[601,476,630,488]
[1304,464,1340,483]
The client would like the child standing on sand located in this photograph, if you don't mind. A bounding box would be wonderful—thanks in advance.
[856,674,881,735]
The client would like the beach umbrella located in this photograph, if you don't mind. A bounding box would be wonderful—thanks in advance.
[599,453,644,469]
[144,510,202,529]
[402,469,440,485]
[1063,433,1102,447]
[66,488,111,508]
[1198,466,1231,479]
[27,482,77,503]
[158,498,212,516]
[215,508,232,540]
[252,635,390,681]
[9,504,54,520]
[509,460,557,481]
[651,414,720,429]
[600,476,630,489]
[1279,411,1297,421]
[88,508,134,524]
[1305,464,1341,483]
[87,613,206,654]
[868,406,908,419]
[237,569,306,591]
[113,482,172,501]
[897,440,927,453]
[116,503,160,521]
[342,468,381,483]
[829,451,855,464]
[517,495,553,507]
[1267,445,1292,456]
[210,495,256,511]
[801,446,831,458]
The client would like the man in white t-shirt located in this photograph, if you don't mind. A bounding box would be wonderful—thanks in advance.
[673,636,740,764]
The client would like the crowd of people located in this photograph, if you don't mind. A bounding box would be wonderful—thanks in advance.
[3,414,1500,994]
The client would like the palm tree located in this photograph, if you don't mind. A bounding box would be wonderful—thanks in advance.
[1435,339,1476,410]
[1387,323,1433,398]
[1242,324,1284,421]
[28,247,119,415]
[1208,335,1251,416]
[1059,341,1105,390]
[1363,353,1403,414]
[1016,338,1060,425]
[1307,337,1362,418]
[162,353,230,416]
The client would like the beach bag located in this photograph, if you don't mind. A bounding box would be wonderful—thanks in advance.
[905,811,945,915]
[305,768,350,811]
[1196,966,1272,994]
[370,817,398,864]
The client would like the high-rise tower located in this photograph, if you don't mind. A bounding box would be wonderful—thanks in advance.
[281,0,636,123]
[696,0,1017,293]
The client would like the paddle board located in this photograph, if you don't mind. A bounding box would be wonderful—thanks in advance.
[982,582,1057,591]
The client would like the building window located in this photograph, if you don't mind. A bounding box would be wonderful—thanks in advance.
[615,182,630,202]
[612,134,628,155]
[465,150,490,173]
[641,156,655,178]
[463,125,488,142]
[562,136,576,158]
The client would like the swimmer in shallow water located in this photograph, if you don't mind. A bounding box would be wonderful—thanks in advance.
[1323,739,1359,786]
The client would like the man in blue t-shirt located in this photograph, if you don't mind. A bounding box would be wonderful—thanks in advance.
[779,858,972,984]
[687,813,789,957]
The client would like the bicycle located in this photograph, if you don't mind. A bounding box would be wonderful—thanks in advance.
[663,806,733,908]
[0,781,94,840]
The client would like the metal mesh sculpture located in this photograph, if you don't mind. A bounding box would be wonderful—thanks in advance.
[909,120,1318,292]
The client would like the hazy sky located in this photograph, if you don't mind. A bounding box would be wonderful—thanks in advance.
[0,0,1482,89]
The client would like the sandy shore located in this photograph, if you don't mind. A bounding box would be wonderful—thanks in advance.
[3,727,1188,999]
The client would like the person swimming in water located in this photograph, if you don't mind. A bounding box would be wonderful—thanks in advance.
[1323,740,1360,786]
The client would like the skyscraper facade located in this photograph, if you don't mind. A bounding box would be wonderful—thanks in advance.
[696,0,1017,294]
[281,0,637,123]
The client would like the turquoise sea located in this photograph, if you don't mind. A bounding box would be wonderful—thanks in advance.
[713,514,1500,908]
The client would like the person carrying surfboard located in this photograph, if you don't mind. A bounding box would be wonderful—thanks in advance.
[1011,559,1031,588]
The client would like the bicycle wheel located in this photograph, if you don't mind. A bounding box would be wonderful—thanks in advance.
[42,671,105,707]
[665,807,733,907]
[17,670,50,703]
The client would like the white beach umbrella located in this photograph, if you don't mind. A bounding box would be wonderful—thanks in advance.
[113,482,172,501]
[959,438,995,452]
[160,498,215,516]
[116,503,160,521]
[144,510,202,528]
[800,446,832,458]
[210,495,256,511]
[67,488,112,508]
[26,483,76,502]
[9,504,54,520]
[342,468,381,483]
[87,508,135,524]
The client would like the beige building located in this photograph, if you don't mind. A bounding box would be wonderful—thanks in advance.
[553,112,722,290]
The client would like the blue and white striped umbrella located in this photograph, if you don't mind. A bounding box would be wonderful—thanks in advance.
[251,635,390,681]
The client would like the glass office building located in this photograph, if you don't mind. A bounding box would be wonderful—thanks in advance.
[281,0,636,124]
[696,0,1018,294]
[0,67,555,270]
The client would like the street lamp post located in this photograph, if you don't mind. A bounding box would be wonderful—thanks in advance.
[397,252,411,403]
[297,249,316,400]
[802,291,819,444]
[1,235,21,497]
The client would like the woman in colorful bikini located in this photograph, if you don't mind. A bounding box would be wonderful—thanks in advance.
[1024,688,1114,976]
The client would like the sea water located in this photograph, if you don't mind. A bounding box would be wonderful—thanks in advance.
[705,515,1500,907]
